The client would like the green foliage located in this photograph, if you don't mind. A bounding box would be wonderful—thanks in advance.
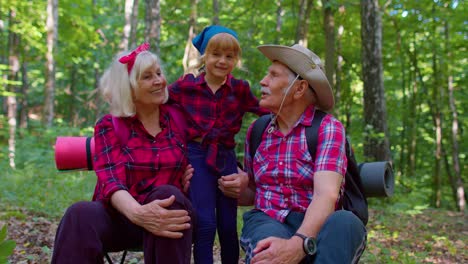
[2,167,96,219]
[0,225,16,263]
[0,2,466,262]
[1,123,96,218]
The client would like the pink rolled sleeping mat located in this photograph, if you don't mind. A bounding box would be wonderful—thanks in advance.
[55,137,95,171]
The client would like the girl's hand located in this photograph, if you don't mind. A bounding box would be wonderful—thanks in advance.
[182,164,194,193]
[218,167,249,198]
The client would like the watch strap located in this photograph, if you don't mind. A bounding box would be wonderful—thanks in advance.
[293,232,307,240]
[293,232,316,256]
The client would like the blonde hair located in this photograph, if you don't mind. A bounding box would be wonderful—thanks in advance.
[100,50,166,116]
[188,33,242,75]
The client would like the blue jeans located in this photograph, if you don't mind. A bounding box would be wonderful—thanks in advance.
[240,210,367,264]
[188,142,239,264]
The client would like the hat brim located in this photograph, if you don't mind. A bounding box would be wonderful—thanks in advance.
[258,45,334,111]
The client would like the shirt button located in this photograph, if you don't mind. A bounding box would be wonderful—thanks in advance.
[285,198,288,202]
[279,162,283,165]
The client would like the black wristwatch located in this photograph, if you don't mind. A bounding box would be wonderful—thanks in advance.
[293,232,317,256]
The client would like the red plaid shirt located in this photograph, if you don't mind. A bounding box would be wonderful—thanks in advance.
[244,106,347,222]
[168,73,268,172]
[92,105,188,204]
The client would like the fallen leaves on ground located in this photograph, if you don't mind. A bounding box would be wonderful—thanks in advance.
[1,208,466,263]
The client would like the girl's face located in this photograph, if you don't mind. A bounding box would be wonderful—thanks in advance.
[204,48,237,79]
[133,63,167,108]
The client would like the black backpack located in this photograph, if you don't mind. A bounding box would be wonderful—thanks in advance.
[249,110,369,225]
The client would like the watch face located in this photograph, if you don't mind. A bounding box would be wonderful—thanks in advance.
[304,237,317,255]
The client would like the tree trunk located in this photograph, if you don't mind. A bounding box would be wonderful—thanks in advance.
[7,9,20,169]
[212,0,219,25]
[144,0,161,55]
[182,0,198,73]
[68,65,78,126]
[7,95,17,169]
[129,0,139,49]
[430,5,442,208]
[295,0,307,44]
[391,17,408,181]
[295,0,313,46]
[44,0,58,127]
[360,0,391,161]
[19,61,29,129]
[406,41,429,180]
[432,110,442,208]
[120,0,134,51]
[406,69,418,178]
[335,23,343,118]
[274,0,284,43]
[335,6,350,128]
[92,0,103,120]
[444,20,465,211]
[322,0,336,89]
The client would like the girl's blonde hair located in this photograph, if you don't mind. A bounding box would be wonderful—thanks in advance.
[100,50,167,117]
[188,33,242,75]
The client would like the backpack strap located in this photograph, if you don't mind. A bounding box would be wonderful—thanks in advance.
[306,110,327,160]
[85,137,94,170]
[250,110,327,159]
[249,115,272,159]
[111,116,130,146]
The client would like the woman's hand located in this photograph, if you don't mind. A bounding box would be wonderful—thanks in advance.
[182,164,194,193]
[130,195,191,238]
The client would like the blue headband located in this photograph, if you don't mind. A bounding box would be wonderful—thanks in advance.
[192,25,238,54]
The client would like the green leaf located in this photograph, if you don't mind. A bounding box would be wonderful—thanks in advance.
[0,226,5,242]
[0,240,16,257]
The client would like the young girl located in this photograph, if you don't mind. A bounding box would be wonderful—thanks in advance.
[168,25,268,264]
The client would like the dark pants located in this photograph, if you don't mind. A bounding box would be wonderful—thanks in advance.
[51,185,193,264]
[188,142,239,264]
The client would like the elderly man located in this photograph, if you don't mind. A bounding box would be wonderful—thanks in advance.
[218,44,367,263]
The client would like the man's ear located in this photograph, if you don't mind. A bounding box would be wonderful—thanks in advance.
[293,80,308,99]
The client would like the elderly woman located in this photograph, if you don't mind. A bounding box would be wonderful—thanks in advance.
[51,43,194,264]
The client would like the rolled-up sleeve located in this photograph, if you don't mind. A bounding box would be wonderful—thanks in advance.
[314,115,347,176]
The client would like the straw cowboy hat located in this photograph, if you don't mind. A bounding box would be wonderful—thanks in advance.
[257,44,335,111]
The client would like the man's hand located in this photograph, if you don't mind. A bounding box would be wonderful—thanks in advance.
[130,195,191,238]
[251,236,305,264]
[182,164,194,193]
[218,167,249,198]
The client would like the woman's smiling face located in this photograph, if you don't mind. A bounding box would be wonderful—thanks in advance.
[133,63,168,107]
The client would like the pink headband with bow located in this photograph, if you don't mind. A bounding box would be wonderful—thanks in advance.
[119,42,150,74]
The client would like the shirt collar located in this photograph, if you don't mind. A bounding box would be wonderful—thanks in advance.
[269,105,317,136]
[125,106,169,129]
[200,72,235,93]
[298,105,317,127]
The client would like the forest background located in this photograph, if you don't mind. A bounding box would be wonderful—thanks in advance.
[0,0,466,263]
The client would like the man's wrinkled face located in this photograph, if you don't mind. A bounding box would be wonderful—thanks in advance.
[259,61,296,113]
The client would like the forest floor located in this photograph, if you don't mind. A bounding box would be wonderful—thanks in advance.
[1,207,466,263]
